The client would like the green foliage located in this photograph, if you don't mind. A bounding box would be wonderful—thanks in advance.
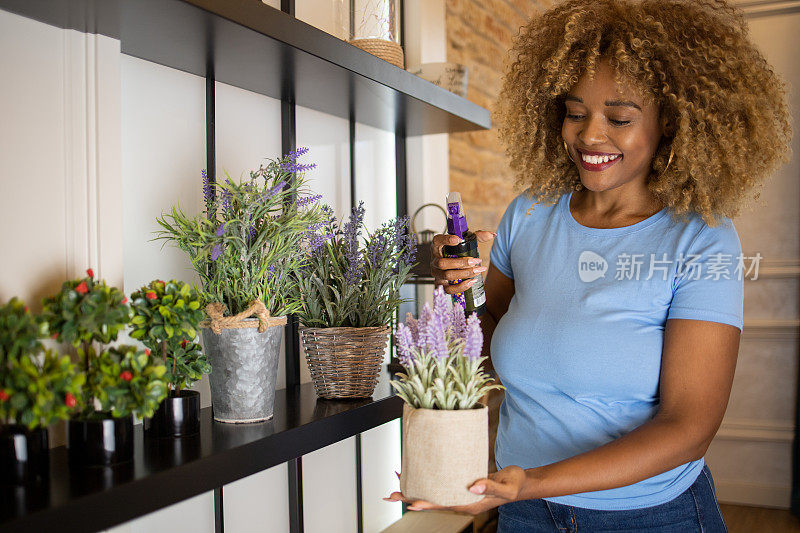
[129,279,210,391]
[163,341,210,391]
[39,273,170,421]
[82,345,168,419]
[0,297,46,365]
[0,297,84,429]
[41,274,130,347]
[0,350,85,429]
[293,205,417,327]
[154,152,329,317]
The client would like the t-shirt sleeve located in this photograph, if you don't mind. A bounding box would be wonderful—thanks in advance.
[489,195,520,279]
[667,220,744,331]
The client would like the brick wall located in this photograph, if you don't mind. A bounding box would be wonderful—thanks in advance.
[446,0,552,261]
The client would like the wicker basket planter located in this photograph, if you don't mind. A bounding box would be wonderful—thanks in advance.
[300,325,391,399]
[348,38,404,69]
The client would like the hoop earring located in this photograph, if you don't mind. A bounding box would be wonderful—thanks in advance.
[562,139,575,163]
[659,146,674,177]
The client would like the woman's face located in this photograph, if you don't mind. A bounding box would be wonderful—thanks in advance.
[561,59,664,193]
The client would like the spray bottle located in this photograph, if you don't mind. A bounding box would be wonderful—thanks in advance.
[442,192,487,316]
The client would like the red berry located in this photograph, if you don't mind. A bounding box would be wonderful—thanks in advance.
[181,339,188,348]
[65,392,77,408]
[121,297,128,304]
[145,348,151,356]
[86,268,94,278]
[0,390,9,402]
[51,333,59,340]
[24,306,29,313]
[120,371,133,382]
[146,291,157,300]
[75,281,89,295]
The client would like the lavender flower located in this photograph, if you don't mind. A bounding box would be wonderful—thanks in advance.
[342,201,366,284]
[281,161,317,173]
[451,303,466,339]
[285,146,309,160]
[296,193,322,208]
[432,287,453,334]
[263,180,287,200]
[307,232,334,254]
[215,222,226,237]
[267,264,284,282]
[211,243,224,262]
[427,309,449,361]
[395,323,416,366]
[404,313,419,344]
[366,225,390,266]
[463,312,483,361]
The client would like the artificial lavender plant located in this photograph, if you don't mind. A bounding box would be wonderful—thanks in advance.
[292,201,417,327]
[390,286,503,409]
[154,148,329,317]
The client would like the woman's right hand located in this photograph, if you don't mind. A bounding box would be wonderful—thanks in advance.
[430,231,496,295]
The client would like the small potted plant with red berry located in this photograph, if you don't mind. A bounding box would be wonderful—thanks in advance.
[42,269,169,466]
[130,279,209,438]
[0,298,84,484]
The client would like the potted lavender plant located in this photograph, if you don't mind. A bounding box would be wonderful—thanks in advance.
[130,280,209,437]
[0,298,83,484]
[391,286,504,506]
[155,149,328,423]
[293,201,416,399]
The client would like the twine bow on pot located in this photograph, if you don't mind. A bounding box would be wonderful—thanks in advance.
[200,298,287,334]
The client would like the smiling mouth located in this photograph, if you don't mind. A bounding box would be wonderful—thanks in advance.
[576,149,622,171]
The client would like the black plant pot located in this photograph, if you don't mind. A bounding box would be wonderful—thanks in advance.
[0,425,49,485]
[68,415,134,466]
[145,390,201,438]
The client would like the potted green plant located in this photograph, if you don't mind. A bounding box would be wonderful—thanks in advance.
[155,148,328,423]
[41,270,169,466]
[293,201,417,399]
[130,279,209,437]
[0,298,83,484]
[391,286,504,506]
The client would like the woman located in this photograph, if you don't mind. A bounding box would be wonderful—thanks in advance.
[385,0,791,530]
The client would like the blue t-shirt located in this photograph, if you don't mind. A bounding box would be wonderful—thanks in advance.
[489,190,744,510]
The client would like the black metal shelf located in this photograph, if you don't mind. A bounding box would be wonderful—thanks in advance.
[0,0,491,136]
[0,370,403,533]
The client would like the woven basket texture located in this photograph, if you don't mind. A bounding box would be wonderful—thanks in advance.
[300,325,390,399]
[348,38,404,68]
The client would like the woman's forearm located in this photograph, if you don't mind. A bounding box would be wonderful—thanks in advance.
[517,414,711,501]
[479,309,498,375]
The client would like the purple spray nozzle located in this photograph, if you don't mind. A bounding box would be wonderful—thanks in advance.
[446,192,469,238]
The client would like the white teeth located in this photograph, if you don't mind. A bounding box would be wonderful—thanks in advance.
[580,153,619,164]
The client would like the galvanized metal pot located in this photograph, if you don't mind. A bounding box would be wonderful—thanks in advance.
[201,318,284,423]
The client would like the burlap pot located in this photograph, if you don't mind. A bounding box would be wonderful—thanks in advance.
[400,402,489,506]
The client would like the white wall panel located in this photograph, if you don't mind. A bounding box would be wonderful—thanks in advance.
[296,105,351,218]
[105,492,215,533]
[361,420,402,533]
[354,123,396,232]
[302,437,358,533]
[224,463,290,533]
[295,0,348,39]
[121,55,206,292]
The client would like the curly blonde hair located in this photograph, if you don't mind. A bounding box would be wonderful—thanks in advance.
[496,0,792,226]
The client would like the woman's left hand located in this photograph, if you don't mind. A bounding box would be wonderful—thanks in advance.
[383,466,527,515]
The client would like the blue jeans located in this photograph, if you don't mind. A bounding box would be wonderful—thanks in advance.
[497,465,727,532]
